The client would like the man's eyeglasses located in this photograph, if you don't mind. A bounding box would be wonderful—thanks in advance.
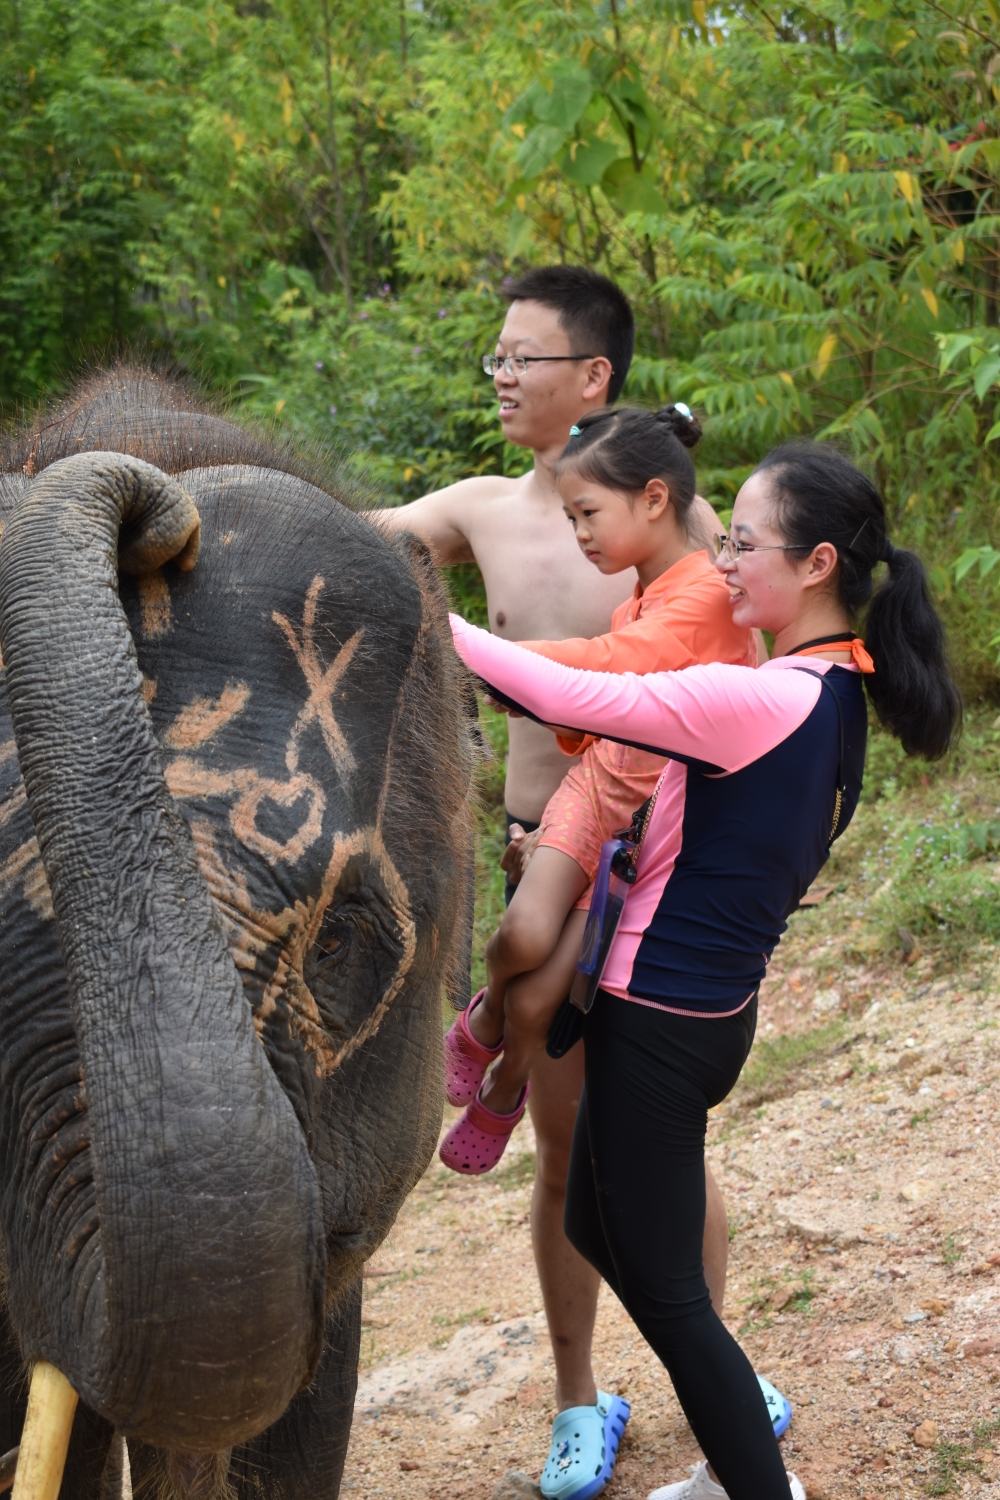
[712,534,809,561]
[482,353,597,377]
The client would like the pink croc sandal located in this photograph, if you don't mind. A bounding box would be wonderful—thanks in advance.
[443,990,503,1107]
[439,1084,529,1175]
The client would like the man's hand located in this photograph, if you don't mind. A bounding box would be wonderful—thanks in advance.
[500,824,543,886]
[690,493,725,553]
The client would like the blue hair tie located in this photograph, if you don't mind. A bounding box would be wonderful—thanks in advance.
[674,403,692,418]
[569,424,582,436]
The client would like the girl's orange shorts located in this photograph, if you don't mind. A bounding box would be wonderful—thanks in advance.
[538,739,666,910]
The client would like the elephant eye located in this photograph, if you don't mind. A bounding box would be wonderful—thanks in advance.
[314,933,345,969]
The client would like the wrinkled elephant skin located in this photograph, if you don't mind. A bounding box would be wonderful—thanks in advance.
[0,370,476,1499]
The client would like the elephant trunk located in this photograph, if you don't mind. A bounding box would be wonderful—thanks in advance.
[0,454,325,1450]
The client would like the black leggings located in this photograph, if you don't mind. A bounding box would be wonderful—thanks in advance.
[565,991,793,1499]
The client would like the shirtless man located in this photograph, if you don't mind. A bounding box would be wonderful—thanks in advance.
[372,266,789,1498]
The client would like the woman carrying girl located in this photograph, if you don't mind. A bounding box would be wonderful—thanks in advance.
[442,404,755,1171]
[447,443,960,1500]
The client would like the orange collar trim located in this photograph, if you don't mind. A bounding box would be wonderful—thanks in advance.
[792,638,874,674]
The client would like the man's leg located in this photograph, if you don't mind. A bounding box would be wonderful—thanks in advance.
[529,1043,601,1410]
[704,1163,729,1314]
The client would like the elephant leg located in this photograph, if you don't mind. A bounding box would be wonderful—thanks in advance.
[0,1301,113,1498]
[229,1278,362,1499]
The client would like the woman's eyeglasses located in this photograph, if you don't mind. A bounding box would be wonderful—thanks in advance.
[712,534,809,561]
[482,353,597,377]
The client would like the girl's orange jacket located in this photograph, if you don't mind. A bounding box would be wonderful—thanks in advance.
[516,550,755,892]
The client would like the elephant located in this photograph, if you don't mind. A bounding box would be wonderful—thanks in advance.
[0,368,477,1499]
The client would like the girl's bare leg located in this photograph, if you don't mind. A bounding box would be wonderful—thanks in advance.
[467,847,589,1056]
[480,904,586,1116]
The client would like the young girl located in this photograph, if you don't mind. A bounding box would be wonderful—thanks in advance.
[448,443,960,1500]
[441,404,755,1172]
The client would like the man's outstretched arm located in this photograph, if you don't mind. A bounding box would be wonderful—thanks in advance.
[367,476,508,567]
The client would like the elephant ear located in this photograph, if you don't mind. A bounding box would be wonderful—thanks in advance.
[383,528,479,1013]
[0,473,30,530]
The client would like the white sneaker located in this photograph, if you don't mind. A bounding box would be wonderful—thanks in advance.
[647,1459,806,1500]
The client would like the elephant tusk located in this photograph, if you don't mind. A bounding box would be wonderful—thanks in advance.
[11,1364,77,1500]
[0,1447,18,1494]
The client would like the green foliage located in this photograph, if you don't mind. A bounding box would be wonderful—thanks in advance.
[2,0,999,684]
[839,707,1000,962]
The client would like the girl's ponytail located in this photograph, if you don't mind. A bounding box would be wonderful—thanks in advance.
[755,443,961,761]
[865,542,962,760]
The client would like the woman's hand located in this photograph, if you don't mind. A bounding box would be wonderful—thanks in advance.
[484,693,524,718]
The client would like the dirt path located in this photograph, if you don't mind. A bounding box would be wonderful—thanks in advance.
[343,931,1000,1500]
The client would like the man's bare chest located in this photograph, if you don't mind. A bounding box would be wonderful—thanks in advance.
[472,506,633,642]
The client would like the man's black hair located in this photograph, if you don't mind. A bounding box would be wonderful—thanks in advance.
[504,266,635,403]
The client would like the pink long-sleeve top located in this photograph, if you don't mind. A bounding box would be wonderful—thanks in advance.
[452,616,867,1016]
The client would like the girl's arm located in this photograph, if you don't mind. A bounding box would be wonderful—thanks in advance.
[517,610,698,676]
[515,614,697,755]
[451,615,821,774]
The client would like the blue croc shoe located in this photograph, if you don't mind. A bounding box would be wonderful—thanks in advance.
[757,1373,792,1438]
[540,1389,631,1500]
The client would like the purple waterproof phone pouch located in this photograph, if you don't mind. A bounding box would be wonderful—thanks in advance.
[570,836,635,1014]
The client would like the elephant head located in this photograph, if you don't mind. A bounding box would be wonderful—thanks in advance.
[0,369,476,1497]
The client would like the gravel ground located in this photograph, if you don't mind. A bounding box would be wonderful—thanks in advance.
[342,911,1000,1500]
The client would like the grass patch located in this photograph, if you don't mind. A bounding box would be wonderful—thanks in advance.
[735,1021,853,1108]
[740,1270,816,1335]
[430,1303,491,1345]
[941,1234,963,1266]
[492,1150,536,1190]
[432,1306,489,1329]
[833,707,1000,969]
[926,1415,1000,1494]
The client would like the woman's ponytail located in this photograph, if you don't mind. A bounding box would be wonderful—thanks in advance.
[864,542,962,760]
[755,443,961,761]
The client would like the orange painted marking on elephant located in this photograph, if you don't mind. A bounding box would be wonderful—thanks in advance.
[344,825,417,1064]
[140,677,157,705]
[161,578,419,1074]
[189,819,297,972]
[0,770,56,918]
[254,824,417,1076]
[164,681,250,750]
[0,835,55,921]
[22,851,56,921]
[191,819,340,1074]
[190,817,415,1078]
[272,576,362,779]
[0,781,27,836]
[166,757,326,866]
[138,571,172,637]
